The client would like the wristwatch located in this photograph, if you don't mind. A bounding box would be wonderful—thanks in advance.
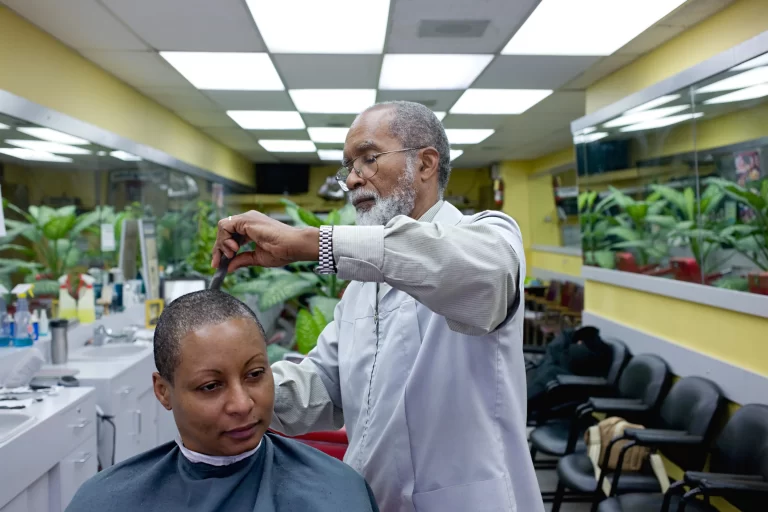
[315,225,337,275]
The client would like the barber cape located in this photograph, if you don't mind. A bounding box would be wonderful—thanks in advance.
[65,432,379,512]
[313,203,542,512]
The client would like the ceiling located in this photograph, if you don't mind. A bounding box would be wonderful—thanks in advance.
[1,0,734,168]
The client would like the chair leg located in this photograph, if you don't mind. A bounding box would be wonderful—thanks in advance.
[551,481,566,512]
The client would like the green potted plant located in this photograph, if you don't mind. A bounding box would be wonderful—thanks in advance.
[578,190,618,269]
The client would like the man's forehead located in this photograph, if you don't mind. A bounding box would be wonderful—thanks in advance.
[343,108,393,160]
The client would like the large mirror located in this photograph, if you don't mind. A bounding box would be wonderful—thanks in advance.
[574,51,768,296]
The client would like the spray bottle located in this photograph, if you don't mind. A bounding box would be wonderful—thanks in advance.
[39,308,50,337]
[11,284,34,347]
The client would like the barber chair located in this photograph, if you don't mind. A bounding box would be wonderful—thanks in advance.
[279,427,349,461]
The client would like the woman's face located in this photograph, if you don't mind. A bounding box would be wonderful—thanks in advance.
[153,317,274,456]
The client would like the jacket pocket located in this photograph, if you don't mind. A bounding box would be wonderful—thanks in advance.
[412,476,513,512]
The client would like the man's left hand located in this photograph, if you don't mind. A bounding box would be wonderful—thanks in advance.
[211,211,320,271]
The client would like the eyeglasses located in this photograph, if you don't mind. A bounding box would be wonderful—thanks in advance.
[335,147,425,192]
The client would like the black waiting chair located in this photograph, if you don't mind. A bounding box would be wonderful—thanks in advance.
[551,376,723,512]
[531,353,668,471]
[529,337,630,427]
[597,403,768,512]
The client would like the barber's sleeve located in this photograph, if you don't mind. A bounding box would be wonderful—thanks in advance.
[333,212,521,336]
[270,302,345,436]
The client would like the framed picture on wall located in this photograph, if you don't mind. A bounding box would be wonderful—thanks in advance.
[145,299,164,329]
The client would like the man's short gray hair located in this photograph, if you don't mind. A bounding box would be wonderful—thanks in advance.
[372,101,452,196]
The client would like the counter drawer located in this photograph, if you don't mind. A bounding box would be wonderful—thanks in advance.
[58,392,97,454]
[58,435,98,510]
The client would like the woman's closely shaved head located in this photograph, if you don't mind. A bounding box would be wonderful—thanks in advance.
[153,290,266,383]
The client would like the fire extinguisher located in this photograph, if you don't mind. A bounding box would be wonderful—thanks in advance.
[493,178,504,208]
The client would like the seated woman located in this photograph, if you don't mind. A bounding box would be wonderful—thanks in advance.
[67,290,378,512]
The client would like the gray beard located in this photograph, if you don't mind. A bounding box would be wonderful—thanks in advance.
[347,161,417,226]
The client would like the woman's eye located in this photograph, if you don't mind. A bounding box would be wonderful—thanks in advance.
[198,382,220,392]
[247,369,265,379]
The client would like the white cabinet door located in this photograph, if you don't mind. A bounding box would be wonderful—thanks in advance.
[58,435,98,510]
[156,404,178,446]
[113,408,139,464]
[136,387,158,453]
[0,473,48,512]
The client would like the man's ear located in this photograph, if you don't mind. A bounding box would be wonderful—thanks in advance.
[418,147,440,183]
[153,372,172,410]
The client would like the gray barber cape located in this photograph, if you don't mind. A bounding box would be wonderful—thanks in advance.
[66,432,379,512]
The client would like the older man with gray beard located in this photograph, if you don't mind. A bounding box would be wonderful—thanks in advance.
[212,101,543,512]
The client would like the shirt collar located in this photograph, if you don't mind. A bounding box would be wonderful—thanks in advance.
[176,437,262,466]
[417,200,444,222]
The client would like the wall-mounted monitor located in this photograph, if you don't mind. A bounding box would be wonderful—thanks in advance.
[255,164,310,195]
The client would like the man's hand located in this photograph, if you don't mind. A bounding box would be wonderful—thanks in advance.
[211,211,320,271]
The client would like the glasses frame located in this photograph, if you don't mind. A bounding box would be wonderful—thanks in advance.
[335,147,425,191]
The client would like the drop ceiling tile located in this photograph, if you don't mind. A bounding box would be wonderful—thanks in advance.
[248,130,310,140]
[101,0,266,51]
[563,55,639,90]
[442,115,511,130]
[174,110,238,128]
[386,0,540,54]
[525,91,586,115]
[2,0,148,50]
[616,24,684,56]
[80,50,189,87]
[203,91,296,110]
[302,114,358,128]
[273,55,382,89]
[201,127,261,150]
[315,143,346,150]
[375,90,464,111]
[140,87,219,110]
[240,150,279,163]
[473,56,601,89]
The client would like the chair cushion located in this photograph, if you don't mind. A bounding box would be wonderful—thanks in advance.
[597,493,717,512]
[530,420,586,456]
[557,453,665,494]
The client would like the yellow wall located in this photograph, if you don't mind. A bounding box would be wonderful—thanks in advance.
[586,0,768,113]
[0,6,254,187]
[500,160,532,262]
[530,147,574,174]
[531,251,583,278]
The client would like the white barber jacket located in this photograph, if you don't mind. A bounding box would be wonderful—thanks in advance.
[271,201,543,512]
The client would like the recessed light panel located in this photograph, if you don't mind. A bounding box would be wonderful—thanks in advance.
[573,132,608,144]
[246,0,390,54]
[434,112,447,121]
[450,89,553,115]
[603,105,690,128]
[5,140,91,155]
[697,67,768,94]
[16,127,90,145]
[0,148,73,162]
[308,127,349,144]
[576,127,597,135]
[289,89,376,114]
[620,112,703,132]
[0,123,9,129]
[227,111,305,130]
[732,54,768,71]
[444,129,494,145]
[318,149,345,161]
[625,94,682,114]
[160,52,284,90]
[110,151,142,161]
[703,84,768,104]
[259,140,317,152]
[502,0,687,56]
[379,54,493,90]
[449,149,463,161]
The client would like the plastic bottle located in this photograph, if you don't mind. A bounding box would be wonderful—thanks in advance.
[39,309,49,337]
[0,288,8,347]
[11,284,34,347]
[31,310,40,341]
[7,314,15,339]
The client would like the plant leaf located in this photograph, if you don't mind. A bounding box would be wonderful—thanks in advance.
[258,279,316,310]
[325,210,341,226]
[308,296,340,323]
[593,251,616,269]
[606,226,641,241]
[295,308,326,354]
[43,215,77,240]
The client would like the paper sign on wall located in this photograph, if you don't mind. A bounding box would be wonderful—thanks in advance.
[0,185,6,237]
[101,223,116,251]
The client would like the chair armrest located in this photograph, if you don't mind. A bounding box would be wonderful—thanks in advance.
[685,471,765,486]
[587,397,649,415]
[623,428,704,447]
[556,375,609,386]
[698,478,768,499]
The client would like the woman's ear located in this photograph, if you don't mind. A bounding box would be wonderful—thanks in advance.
[153,372,173,411]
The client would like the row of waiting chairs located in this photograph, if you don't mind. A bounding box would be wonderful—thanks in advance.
[527,336,768,512]
[524,280,584,347]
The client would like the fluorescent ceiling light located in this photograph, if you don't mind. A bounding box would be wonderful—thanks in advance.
[625,94,682,114]
[246,0,390,54]
[502,0,686,56]
[576,127,597,135]
[110,150,142,161]
[227,111,305,130]
[0,123,9,129]
[308,127,349,144]
[603,105,690,128]
[16,127,89,145]
[259,140,317,152]
[573,132,608,144]
[289,89,376,114]
[450,89,553,115]
[160,52,284,91]
[620,112,703,132]
[0,148,73,162]
[449,149,463,161]
[697,67,768,93]
[434,112,447,121]
[444,129,494,145]
[732,53,768,71]
[379,54,493,90]
[703,84,768,104]
[318,149,344,161]
[5,139,91,155]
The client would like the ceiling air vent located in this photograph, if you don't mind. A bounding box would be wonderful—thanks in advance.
[418,20,490,38]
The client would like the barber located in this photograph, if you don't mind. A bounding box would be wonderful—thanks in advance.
[212,101,543,512]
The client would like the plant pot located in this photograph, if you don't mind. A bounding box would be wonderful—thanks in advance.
[748,272,768,296]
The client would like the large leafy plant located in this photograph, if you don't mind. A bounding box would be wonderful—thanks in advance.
[578,190,618,268]
[605,186,671,268]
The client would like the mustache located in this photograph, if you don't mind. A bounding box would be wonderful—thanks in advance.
[348,190,379,204]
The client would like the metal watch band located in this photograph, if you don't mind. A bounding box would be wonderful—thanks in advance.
[316,225,337,275]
